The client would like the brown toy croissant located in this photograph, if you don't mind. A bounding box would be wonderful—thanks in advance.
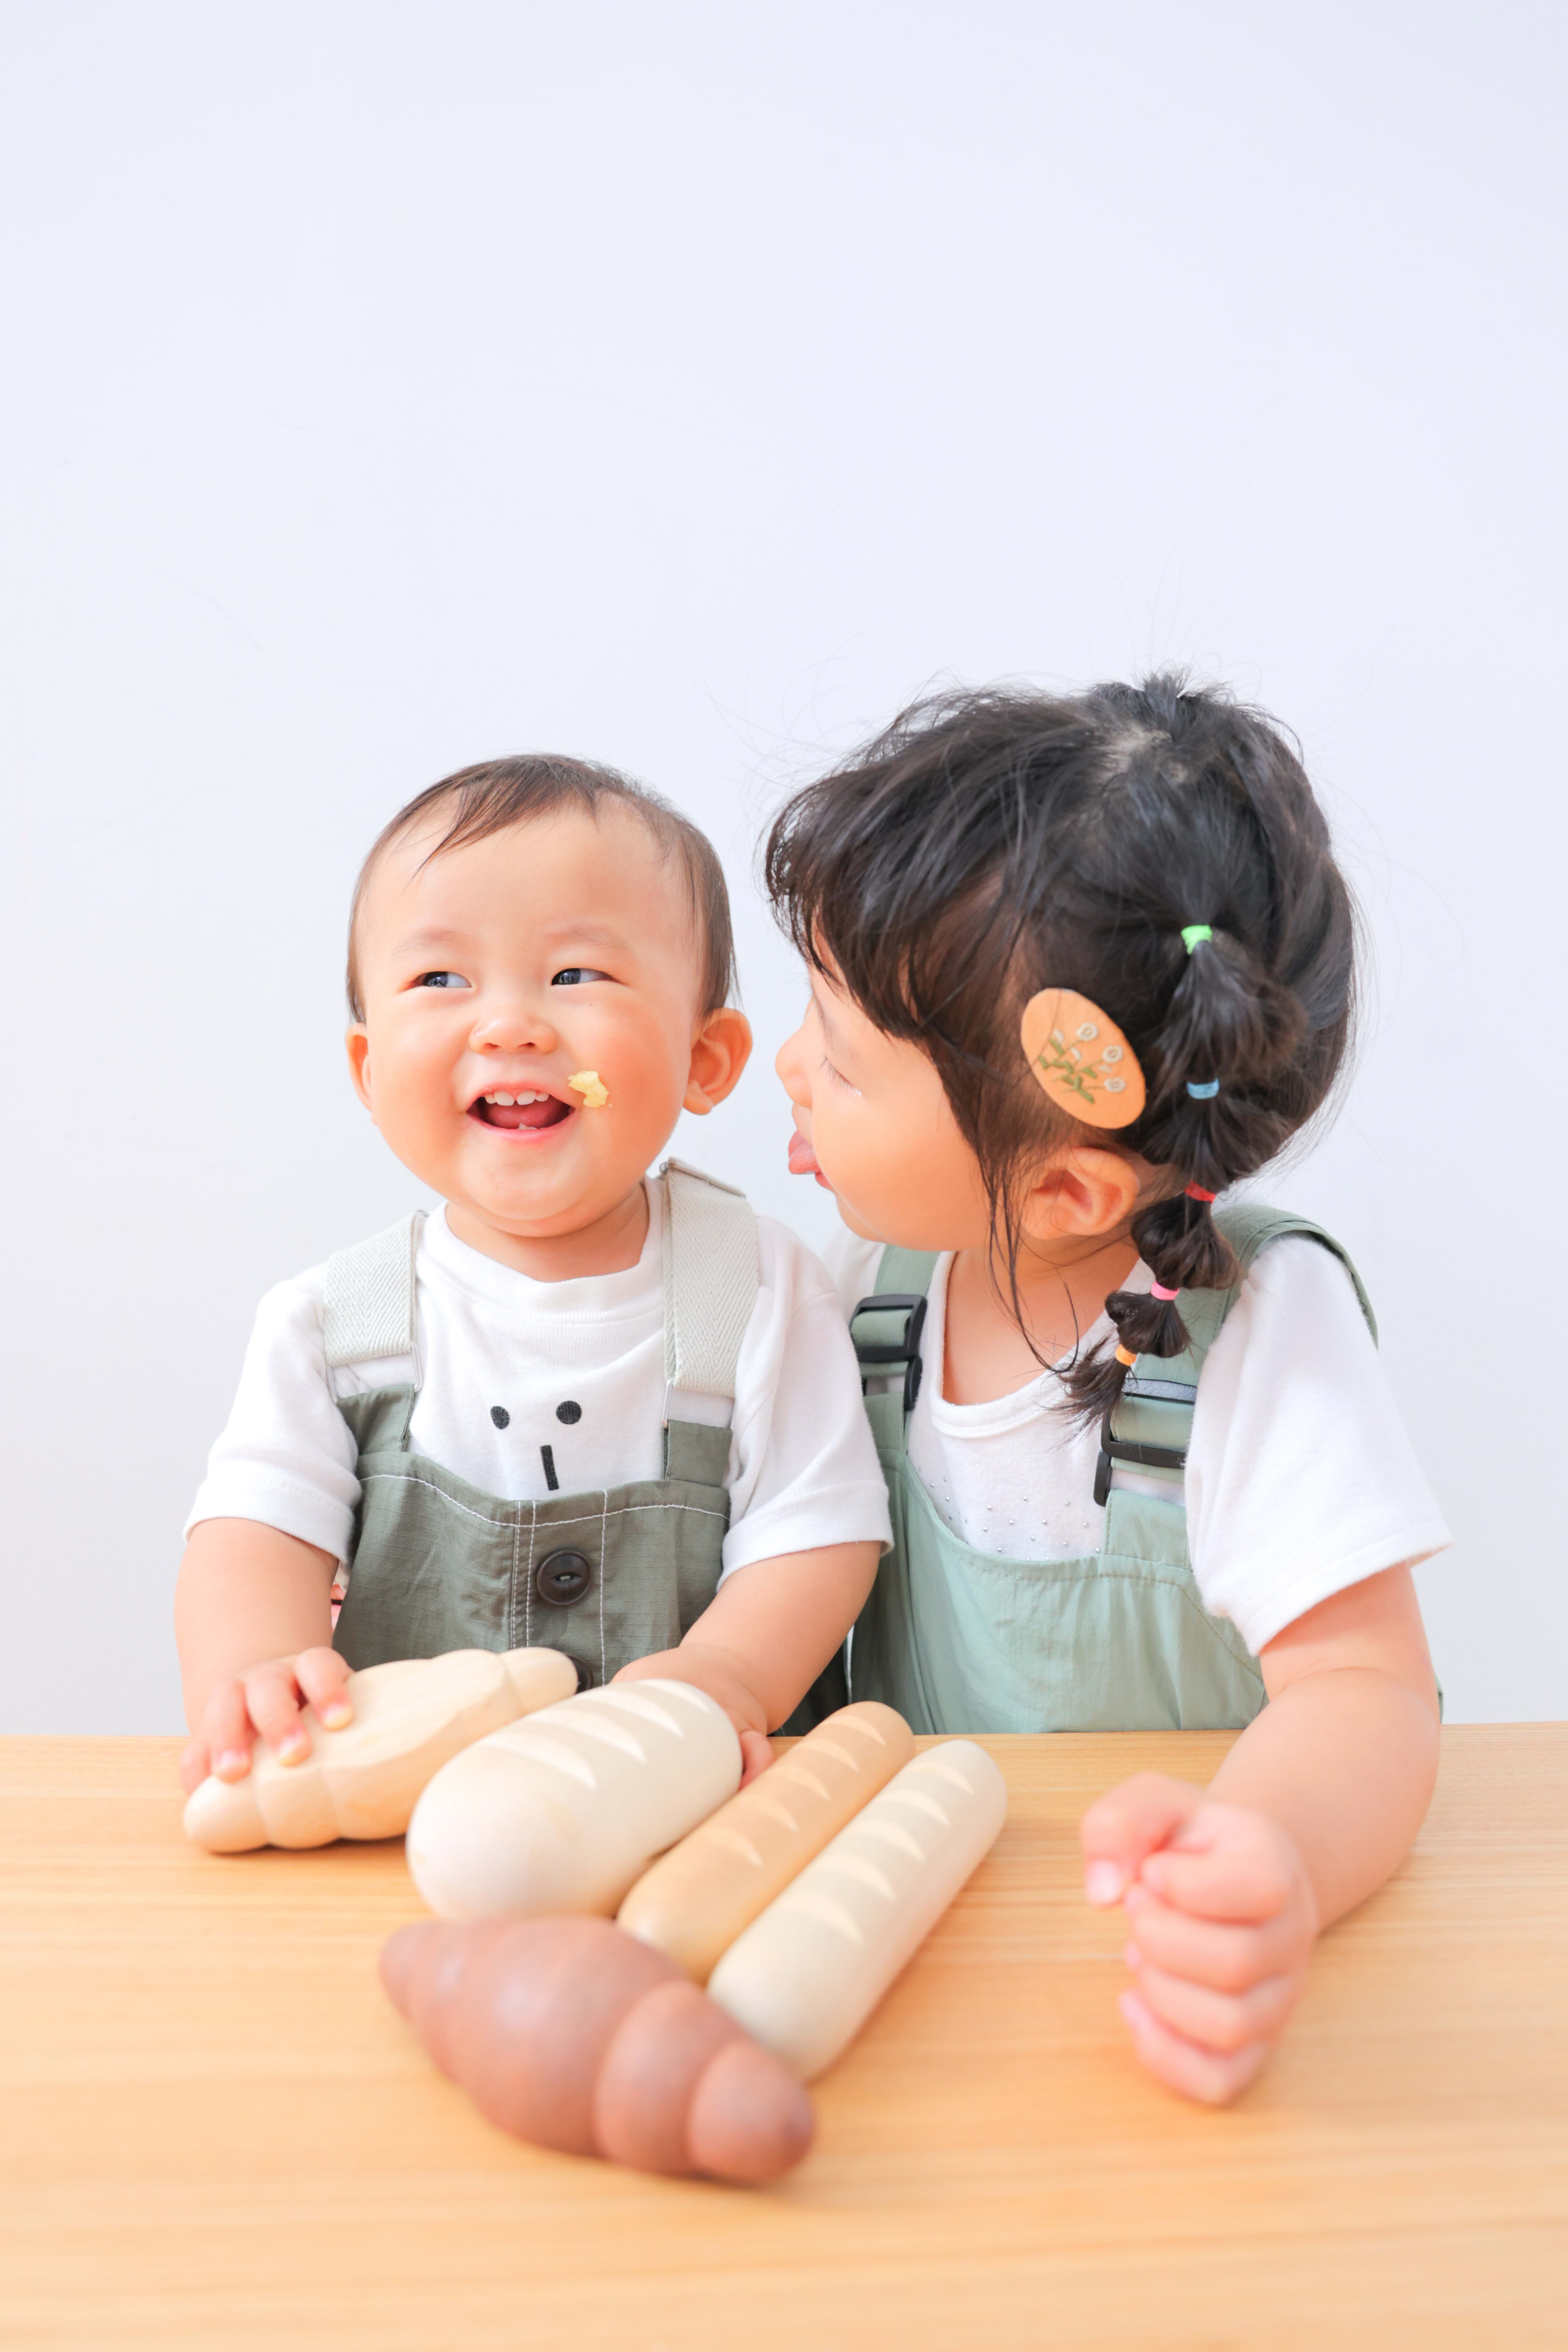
[380,1915,815,2185]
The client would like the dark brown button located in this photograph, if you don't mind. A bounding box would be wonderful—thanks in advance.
[535,1548,592,1607]
[571,1658,597,1691]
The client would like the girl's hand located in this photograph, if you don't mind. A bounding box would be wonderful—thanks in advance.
[178,1648,355,1795]
[1080,1773,1320,2106]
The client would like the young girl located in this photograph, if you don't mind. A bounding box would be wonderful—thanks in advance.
[768,674,1448,2106]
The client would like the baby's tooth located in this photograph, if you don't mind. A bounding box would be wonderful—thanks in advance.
[493,1093,515,1107]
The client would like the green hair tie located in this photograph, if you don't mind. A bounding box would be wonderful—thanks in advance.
[1180,924,1214,954]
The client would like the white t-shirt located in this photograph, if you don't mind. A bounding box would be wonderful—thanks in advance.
[826,1228,1450,1657]
[189,1185,893,1583]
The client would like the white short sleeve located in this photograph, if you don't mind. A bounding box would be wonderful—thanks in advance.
[186,1271,363,1562]
[719,1218,893,1578]
[1185,1236,1452,1652]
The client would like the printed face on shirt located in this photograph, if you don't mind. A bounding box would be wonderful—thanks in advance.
[348,805,750,1256]
[774,968,994,1250]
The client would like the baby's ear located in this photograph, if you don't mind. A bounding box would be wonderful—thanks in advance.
[684,1008,753,1115]
[346,1026,375,1115]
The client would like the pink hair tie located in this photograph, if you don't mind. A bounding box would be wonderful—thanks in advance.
[1150,1281,1180,1302]
[1184,1182,1217,1203]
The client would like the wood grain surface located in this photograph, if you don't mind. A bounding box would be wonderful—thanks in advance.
[2,1727,1564,2352]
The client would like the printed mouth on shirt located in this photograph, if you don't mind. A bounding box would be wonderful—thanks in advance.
[470,1090,572,1132]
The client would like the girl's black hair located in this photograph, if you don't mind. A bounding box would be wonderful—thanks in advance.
[764,673,1358,1420]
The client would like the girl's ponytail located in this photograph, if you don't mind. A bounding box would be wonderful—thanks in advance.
[1063,912,1331,1421]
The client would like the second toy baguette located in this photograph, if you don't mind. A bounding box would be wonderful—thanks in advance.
[706,1739,1007,2079]
[616,1701,915,1980]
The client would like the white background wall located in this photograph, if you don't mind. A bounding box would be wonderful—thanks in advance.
[2,3,1562,1732]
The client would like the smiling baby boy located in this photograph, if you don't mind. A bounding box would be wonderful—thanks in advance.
[176,756,891,1788]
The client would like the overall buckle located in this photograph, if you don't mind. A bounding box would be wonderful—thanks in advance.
[849,1293,928,1415]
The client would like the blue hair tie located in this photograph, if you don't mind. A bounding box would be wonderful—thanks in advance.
[1187,1079,1220,1100]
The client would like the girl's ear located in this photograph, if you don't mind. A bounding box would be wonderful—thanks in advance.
[1019,1145,1142,1242]
[346,1026,374,1114]
[684,1007,753,1115]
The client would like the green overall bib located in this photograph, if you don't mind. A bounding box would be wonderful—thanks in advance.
[846,1205,1376,1736]
[326,1162,759,1692]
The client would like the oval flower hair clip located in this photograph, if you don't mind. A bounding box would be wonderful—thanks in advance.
[1020,989,1147,1130]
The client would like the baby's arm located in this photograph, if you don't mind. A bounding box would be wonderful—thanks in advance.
[615,1540,881,1780]
[175,1519,352,1794]
[1080,1562,1439,2103]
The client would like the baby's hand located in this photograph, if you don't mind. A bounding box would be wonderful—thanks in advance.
[178,1648,354,1795]
[614,1646,774,1786]
[1081,1773,1319,2106]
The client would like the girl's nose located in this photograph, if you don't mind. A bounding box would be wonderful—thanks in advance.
[775,1022,810,1105]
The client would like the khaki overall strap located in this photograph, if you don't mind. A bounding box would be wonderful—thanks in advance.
[658,1160,761,1425]
[322,1214,423,1369]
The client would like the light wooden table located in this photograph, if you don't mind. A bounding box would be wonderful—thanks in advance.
[2,1729,1565,2352]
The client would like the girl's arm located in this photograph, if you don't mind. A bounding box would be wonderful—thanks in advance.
[175,1519,352,1794]
[1079,1562,1440,2104]
[614,1539,882,1780]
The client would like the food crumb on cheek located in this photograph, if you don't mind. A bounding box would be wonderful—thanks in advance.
[567,1070,610,1110]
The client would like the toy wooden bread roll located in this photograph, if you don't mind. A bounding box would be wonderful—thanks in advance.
[707,1739,1007,2079]
[616,1701,915,1981]
[381,1915,814,2184]
[183,1646,577,1853]
[405,1679,742,1919]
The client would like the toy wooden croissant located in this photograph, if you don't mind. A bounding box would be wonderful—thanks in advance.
[380,1915,815,2185]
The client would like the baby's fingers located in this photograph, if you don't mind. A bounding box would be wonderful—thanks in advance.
[242,1662,313,1764]
[1126,1954,1298,2055]
[200,1680,260,1783]
[1119,1990,1271,2107]
[295,1647,353,1731]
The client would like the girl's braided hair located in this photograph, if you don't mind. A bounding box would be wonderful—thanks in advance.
[763,673,1358,1420]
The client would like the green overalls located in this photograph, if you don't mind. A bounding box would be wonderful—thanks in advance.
[846,1205,1376,1735]
[325,1162,759,1693]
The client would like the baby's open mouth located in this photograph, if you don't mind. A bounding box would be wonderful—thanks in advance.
[469,1089,573,1133]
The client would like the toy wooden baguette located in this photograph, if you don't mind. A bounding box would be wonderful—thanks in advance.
[183,1647,577,1852]
[381,1915,814,2183]
[616,1700,915,1980]
[405,1679,742,1919]
[706,1739,1007,2079]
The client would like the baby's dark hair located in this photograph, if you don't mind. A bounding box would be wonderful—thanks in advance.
[347,754,737,1023]
[764,673,1358,1420]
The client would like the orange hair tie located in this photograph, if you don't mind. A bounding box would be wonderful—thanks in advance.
[1184,1183,1217,1203]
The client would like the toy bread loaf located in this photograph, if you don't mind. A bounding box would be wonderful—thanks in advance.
[405,1679,742,1920]
[616,1701,915,1980]
[706,1739,1007,2080]
[381,1915,814,2184]
[183,1646,577,1853]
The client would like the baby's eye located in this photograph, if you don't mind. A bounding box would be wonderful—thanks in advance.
[551,967,610,986]
[416,971,471,990]
[820,1054,858,1092]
